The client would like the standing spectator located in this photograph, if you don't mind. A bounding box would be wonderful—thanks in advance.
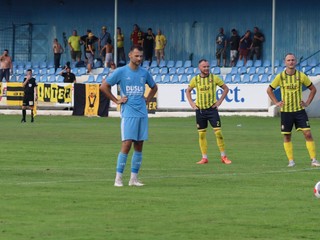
[155,29,167,66]
[0,49,13,82]
[185,59,232,165]
[53,38,64,72]
[81,29,93,64]
[116,27,126,65]
[100,45,158,187]
[229,29,241,67]
[21,69,37,123]
[238,30,252,65]
[59,64,76,83]
[84,32,98,74]
[130,24,144,46]
[267,53,320,167]
[98,26,111,63]
[100,38,114,68]
[143,28,155,63]
[215,27,227,67]
[68,30,81,62]
[249,27,264,60]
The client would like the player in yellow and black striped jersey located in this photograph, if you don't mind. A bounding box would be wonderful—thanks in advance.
[186,59,232,165]
[267,53,320,167]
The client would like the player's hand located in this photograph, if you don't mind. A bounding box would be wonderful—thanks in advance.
[276,101,284,107]
[117,96,128,104]
[301,101,308,107]
[191,102,198,110]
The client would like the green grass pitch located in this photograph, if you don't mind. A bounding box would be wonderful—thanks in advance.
[1,114,320,240]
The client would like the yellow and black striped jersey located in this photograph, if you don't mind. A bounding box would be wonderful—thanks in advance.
[189,73,224,109]
[270,70,312,112]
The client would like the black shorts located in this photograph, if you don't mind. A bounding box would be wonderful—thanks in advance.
[195,107,221,130]
[280,109,310,134]
[22,95,35,107]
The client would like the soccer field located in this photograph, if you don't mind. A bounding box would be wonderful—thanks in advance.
[1,114,320,240]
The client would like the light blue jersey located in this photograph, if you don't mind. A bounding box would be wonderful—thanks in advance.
[106,65,156,118]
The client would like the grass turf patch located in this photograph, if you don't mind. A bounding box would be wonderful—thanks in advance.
[1,115,320,239]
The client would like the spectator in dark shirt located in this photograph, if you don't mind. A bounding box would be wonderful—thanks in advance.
[249,27,264,60]
[143,28,155,63]
[229,29,241,67]
[59,65,76,83]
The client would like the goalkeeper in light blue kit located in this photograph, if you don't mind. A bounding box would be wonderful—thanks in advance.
[100,45,158,187]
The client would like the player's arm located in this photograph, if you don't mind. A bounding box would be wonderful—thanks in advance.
[100,80,127,105]
[145,84,158,105]
[302,83,317,107]
[214,84,229,108]
[266,85,284,107]
[186,86,198,109]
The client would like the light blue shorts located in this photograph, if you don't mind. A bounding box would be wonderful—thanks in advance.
[121,117,148,141]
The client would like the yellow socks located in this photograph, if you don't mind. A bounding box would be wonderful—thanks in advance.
[283,141,293,161]
[198,130,207,157]
[214,129,225,153]
[306,141,316,160]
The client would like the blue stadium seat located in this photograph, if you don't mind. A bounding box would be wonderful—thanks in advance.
[151,67,160,75]
[233,74,241,83]
[275,66,284,74]
[210,60,217,67]
[169,67,176,75]
[166,60,175,68]
[154,74,162,83]
[183,60,192,68]
[175,60,183,68]
[242,74,250,83]
[308,58,317,67]
[150,60,158,68]
[87,75,95,83]
[238,66,247,74]
[9,75,17,82]
[160,67,168,75]
[33,68,40,75]
[159,60,166,68]
[171,74,179,83]
[177,67,185,75]
[40,74,49,82]
[95,74,105,83]
[47,61,54,68]
[251,74,260,83]
[194,68,201,74]
[247,66,256,75]
[77,67,87,76]
[245,60,253,67]
[48,74,57,82]
[185,67,194,75]
[236,60,244,67]
[299,60,307,67]
[57,75,65,83]
[179,74,188,83]
[274,59,280,67]
[102,67,110,75]
[263,59,271,67]
[224,74,232,83]
[142,60,150,68]
[256,67,266,75]
[162,74,171,83]
[260,74,270,83]
[254,60,262,67]
[230,67,238,75]
[312,66,320,76]
[17,74,25,82]
[47,67,55,75]
[212,67,220,75]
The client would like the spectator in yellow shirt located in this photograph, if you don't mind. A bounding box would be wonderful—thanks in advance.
[155,29,167,66]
